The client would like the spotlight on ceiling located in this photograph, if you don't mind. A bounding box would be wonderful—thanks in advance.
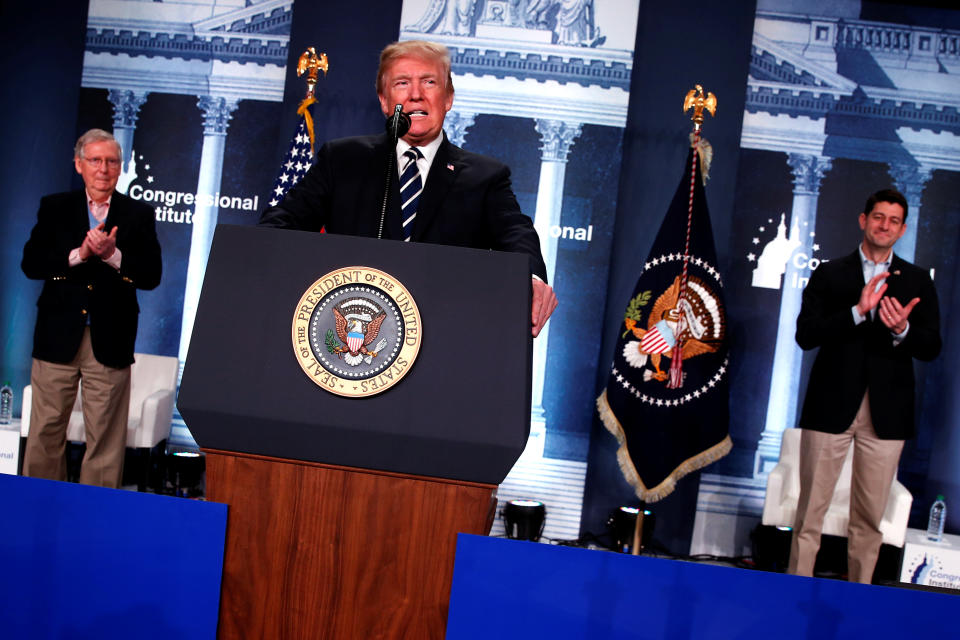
[503,499,546,542]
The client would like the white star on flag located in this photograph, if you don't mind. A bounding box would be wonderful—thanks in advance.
[269,118,315,208]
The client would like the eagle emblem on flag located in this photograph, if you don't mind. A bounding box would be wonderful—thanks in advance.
[622,274,725,384]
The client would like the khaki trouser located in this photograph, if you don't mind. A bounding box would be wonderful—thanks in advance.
[789,391,904,583]
[24,328,131,488]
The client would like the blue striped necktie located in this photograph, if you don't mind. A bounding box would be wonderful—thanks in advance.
[399,147,423,242]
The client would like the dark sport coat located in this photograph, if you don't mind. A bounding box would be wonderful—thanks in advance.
[22,190,162,368]
[258,133,548,282]
[796,249,941,440]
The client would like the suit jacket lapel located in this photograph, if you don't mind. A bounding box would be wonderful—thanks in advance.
[411,135,457,242]
[104,191,122,232]
[71,190,92,244]
[836,250,878,328]
[373,135,404,240]
[885,253,912,305]
[841,249,864,289]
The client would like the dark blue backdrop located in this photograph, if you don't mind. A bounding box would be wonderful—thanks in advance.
[0,1,88,395]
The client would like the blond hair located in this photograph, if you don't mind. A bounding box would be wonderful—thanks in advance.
[376,40,454,95]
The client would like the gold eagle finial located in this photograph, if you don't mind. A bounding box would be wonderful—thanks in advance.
[682,84,717,131]
[297,47,329,100]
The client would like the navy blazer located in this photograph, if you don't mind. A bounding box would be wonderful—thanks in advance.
[22,190,162,368]
[259,133,548,281]
[796,249,941,440]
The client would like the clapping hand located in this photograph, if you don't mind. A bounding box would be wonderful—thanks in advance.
[84,223,118,260]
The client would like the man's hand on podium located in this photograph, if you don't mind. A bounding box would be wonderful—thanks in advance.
[531,278,558,338]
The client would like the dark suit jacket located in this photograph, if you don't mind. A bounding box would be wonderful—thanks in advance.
[796,249,941,440]
[258,133,549,281]
[22,190,162,368]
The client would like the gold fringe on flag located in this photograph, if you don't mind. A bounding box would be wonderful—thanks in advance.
[596,389,732,503]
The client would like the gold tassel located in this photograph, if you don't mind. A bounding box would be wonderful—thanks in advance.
[690,133,713,184]
[297,96,318,156]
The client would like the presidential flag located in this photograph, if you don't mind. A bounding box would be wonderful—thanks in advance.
[268,96,317,207]
[597,141,731,502]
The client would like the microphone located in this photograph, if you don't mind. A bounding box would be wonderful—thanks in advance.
[386,104,410,140]
[378,104,411,239]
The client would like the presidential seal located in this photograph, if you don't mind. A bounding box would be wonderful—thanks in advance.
[614,252,728,405]
[292,266,422,397]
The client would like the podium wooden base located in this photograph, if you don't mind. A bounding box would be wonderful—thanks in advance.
[204,449,497,640]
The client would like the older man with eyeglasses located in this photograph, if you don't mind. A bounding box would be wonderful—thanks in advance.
[21,128,162,488]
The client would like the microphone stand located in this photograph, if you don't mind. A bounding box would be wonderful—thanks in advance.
[378,104,409,239]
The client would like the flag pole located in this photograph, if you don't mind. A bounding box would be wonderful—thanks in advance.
[667,86,718,389]
[631,503,645,555]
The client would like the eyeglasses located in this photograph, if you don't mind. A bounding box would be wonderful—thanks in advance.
[83,157,121,170]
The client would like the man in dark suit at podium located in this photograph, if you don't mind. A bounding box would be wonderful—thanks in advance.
[789,188,941,583]
[21,129,162,488]
[259,39,557,336]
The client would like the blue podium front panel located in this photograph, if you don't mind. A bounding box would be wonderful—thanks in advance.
[447,534,957,639]
[0,475,227,640]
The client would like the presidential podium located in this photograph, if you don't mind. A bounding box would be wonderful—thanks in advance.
[177,225,534,639]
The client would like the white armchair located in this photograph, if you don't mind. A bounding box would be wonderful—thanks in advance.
[20,353,179,490]
[762,427,913,547]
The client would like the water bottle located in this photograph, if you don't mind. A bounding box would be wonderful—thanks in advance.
[927,495,946,542]
[0,381,12,426]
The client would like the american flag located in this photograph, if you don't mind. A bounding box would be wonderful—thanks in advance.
[268,117,315,207]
